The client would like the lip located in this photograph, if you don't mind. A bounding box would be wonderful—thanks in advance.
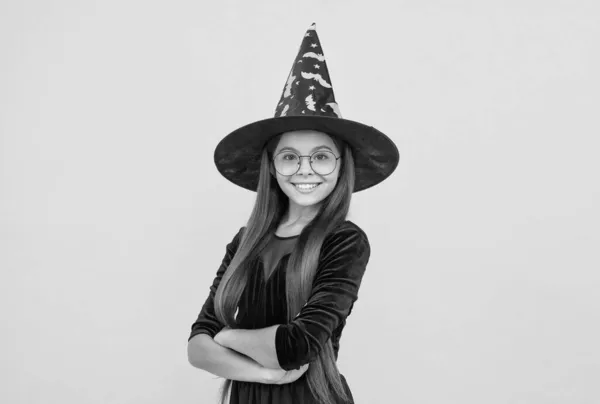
[291,183,322,185]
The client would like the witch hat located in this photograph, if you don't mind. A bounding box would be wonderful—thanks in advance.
[214,23,399,192]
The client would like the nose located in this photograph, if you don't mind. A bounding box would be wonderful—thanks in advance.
[296,156,314,176]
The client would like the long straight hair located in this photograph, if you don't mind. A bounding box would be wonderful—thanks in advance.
[213,133,355,404]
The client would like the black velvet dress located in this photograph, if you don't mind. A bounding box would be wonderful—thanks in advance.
[188,220,371,404]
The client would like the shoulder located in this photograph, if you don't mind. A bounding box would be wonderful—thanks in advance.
[321,220,370,258]
[316,220,371,280]
[326,220,369,244]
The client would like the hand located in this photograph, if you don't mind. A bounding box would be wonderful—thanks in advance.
[213,326,232,346]
[267,363,310,385]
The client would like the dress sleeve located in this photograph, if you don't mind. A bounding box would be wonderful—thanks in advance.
[274,223,371,370]
[187,227,244,341]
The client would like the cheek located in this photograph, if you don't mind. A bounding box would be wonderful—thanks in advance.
[326,167,341,186]
[321,173,340,194]
[275,174,292,194]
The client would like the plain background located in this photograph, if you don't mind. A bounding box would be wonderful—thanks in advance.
[1,1,599,403]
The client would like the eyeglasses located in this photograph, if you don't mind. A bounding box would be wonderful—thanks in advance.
[273,150,341,176]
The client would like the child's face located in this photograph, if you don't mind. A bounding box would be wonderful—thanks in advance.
[272,130,342,209]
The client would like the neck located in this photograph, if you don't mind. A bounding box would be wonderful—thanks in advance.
[282,201,320,226]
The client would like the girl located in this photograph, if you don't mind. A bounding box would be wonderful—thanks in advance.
[187,23,399,404]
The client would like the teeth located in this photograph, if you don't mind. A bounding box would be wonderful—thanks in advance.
[294,183,319,190]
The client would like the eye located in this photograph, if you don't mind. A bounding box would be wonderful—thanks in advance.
[312,151,332,161]
[280,152,299,161]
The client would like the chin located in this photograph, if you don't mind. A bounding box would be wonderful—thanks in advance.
[290,197,324,207]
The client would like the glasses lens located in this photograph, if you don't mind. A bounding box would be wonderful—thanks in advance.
[310,151,336,175]
[274,152,300,175]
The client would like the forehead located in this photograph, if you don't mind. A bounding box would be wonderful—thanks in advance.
[275,130,338,153]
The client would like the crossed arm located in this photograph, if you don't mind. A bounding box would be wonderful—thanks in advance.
[188,333,274,383]
[213,325,282,369]
[188,324,299,384]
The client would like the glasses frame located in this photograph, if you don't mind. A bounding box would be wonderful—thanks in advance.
[272,150,342,176]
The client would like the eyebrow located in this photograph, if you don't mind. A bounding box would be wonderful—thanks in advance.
[277,145,334,154]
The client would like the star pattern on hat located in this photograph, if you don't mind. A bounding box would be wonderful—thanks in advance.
[273,23,342,119]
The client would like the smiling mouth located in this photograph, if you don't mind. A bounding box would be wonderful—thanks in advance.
[292,183,321,191]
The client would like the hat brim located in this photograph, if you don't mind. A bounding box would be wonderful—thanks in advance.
[214,115,399,193]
